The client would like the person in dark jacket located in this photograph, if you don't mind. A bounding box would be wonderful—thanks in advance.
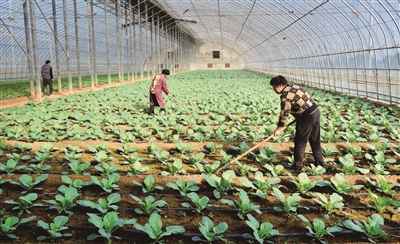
[149,69,171,115]
[41,60,54,96]
[270,75,324,170]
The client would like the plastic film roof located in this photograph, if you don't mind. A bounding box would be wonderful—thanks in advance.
[154,0,400,68]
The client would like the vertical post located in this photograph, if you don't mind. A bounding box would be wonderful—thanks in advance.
[117,0,124,84]
[138,1,143,79]
[130,6,134,81]
[29,0,42,100]
[104,0,111,86]
[151,10,155,77]
[165,23,169,72]
[52,0,62,93]
[73,0,82,89]
[132,6,136,81]
[144,1,148,78]
[90,0,98,86]
[158,15,161,73]
[87,0,94,89]
[125,6,130,82]
[23,0,34,96]
[62,0,73,94]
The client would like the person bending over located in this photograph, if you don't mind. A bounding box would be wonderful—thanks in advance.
[270,75,324,170]
[149,69,171,115]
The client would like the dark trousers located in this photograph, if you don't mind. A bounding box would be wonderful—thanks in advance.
[149,93,165,114]
[294,108,324,167]
[42,79,53,94]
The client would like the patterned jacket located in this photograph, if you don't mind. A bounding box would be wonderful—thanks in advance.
[278,84,317,127]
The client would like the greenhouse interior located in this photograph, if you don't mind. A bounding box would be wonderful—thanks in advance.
[0,0,400,243]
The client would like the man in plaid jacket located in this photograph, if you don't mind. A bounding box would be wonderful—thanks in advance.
[270,75,324,170]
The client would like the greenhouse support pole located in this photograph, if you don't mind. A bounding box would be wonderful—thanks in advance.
[158,15,161,73]
[125,7,130,82]
[132,6,136,81]
[73,0,82,89]
[23,0,35,96]
[62,0,73,94]
[86,0,94,89]
[151,9,155,77]
[29,0,42,100]
[144,1,149,78]
[129,6,134,82]
[138,1,143,79]
[52,0,62,93]
[104,0,111,86]
[117,0,124,84]
[90,0,98,86]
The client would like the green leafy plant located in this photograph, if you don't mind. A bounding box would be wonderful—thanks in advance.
[117,143,138,155]
[329,173,363,194]
[343,214,393,242]
[9,174,49,194]
[196,161,221,176]
[123,152,144,165]
[127,161,149,175]
[240,171,281,198]
[242,214,281,244]
[297,214,343,244]
[67,160,91,175]
[272,187,308,220]
[192,216,228,243]
[366,189,400,213]
[263,163,286,176]
[94,162,119,176]
[221,189,261,219]
[255,145,279,164]
[77,193,121,214]
[366,151,396,165]
[366,175,400,195]
[91,173,120,193]
[161,158,186,176]
[44,187,79,215]
[289,172,329,195]
[132,175,163,194]
[36,216,72,241]
[203,170,236,199]
[5,193,43,213]
[338,154,370,174]
[92,150,114,164]
[0,215,36,239]
[134,213,185,243]
[0,159,26,175]
[166,179,199,196]
[236,161,258,176]
[174,142,194,155]
[181,192,212,213]
[204,142,223,154]
[305,164,326,176]
[130,195,168,215]
[312,192,345,218]
[87,212,136,243]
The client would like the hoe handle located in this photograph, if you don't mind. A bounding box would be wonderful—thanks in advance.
[170,95,189,110]
[216,120,296,174]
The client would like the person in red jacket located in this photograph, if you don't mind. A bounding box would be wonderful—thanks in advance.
[149,69,171,115]
[270,75,324,170]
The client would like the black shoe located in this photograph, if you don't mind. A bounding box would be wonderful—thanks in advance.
[286,163,303,170]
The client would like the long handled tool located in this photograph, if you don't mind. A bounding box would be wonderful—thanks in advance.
[169,95,189,110]
[0,112,12,121]
[216,120,296,174]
